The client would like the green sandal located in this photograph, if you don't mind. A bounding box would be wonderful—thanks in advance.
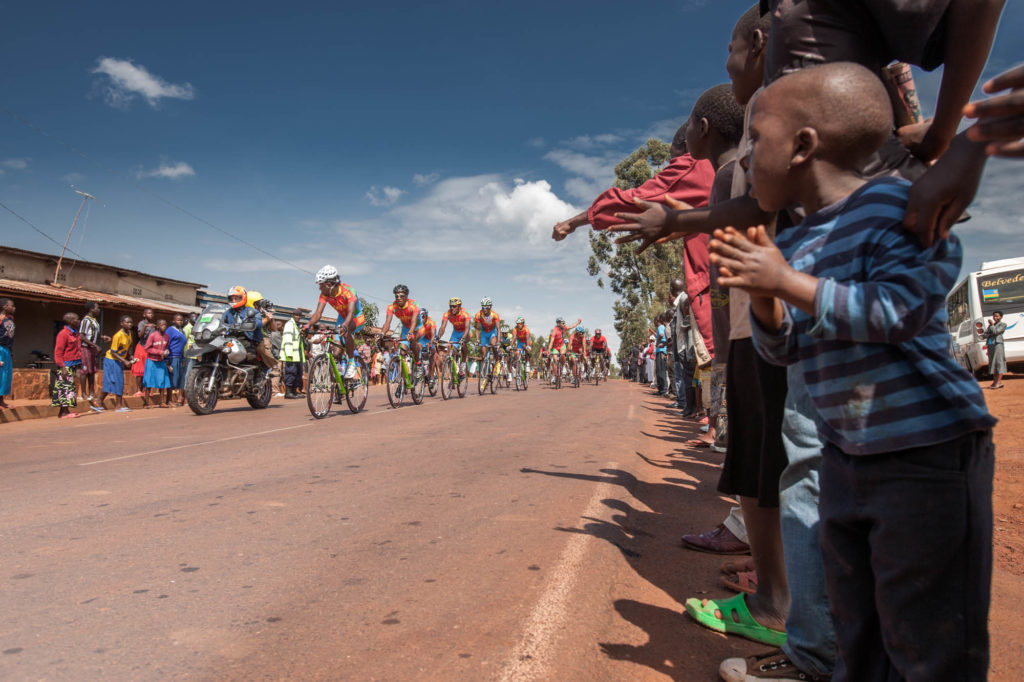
[684,593,787,647]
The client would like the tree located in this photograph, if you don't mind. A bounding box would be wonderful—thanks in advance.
[587,137,681,352]
[359,298,379,328]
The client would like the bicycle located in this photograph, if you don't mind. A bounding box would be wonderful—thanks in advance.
[569,352,582,388]
[550,352,563,389]
[380,335,425,408]
[512,347,530,391]
[477,344,499,395]
[437,340,468,400]
[305,336,369,419]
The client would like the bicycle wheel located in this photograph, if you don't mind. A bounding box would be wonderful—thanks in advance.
[441,356,453,400]
[345,357,369,413]
[513,357,522,391]
[386,356,405,408]
[555,358,562,389]
[593,359,601,385]
[306,354,335,419]
[411,360,426,405]
[522,358,529,390]
[573,361,581,388]
[478,355,491,395]
[489,356,498,394]
[427,363,439,397]
[456,357,468,398]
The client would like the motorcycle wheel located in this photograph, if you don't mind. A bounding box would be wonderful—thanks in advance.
[345,357,369,414]
[386,356,405,408]
[247,370,273,409]
[185,366,219,415]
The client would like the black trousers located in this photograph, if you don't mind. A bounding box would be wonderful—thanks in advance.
[655,353,667,394]
[283,361,303,389]
[820,431,994,682]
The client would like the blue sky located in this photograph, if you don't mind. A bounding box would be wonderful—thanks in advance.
[2,1,1023,352]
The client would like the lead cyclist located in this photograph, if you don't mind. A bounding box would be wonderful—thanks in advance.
[308,265,365,378]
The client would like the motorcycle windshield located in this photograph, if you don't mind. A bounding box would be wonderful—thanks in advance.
[193,303,229,340]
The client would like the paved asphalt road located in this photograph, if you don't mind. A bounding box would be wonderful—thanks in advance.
[2,379,768,681]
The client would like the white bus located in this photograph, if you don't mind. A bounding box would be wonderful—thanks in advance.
[947,257,1024,377]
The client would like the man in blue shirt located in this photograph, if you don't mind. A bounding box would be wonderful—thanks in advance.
[166,313,188,406]
[654,312,669,396]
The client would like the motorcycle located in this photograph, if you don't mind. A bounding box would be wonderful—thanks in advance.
[183,303,272,415]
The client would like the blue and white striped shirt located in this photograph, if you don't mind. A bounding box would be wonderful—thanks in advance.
[752,177,995,455]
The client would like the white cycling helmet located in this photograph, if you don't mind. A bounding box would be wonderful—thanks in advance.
[315,265,339,285]
[480,296,493,307]
[515,316,525,325]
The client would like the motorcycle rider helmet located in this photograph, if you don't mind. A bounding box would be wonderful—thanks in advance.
[393,284,409,295]
[480,296,492,308]
[315,265,340,285]
[448,297,461,307]
[246,291,264,308]
[228,286,247,309]
[515,316,525,325]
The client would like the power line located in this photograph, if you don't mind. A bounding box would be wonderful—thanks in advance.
[0,199,85,259]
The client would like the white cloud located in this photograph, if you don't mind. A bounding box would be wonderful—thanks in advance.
[138,161,195,180]
[413,172,440,186]
[366,185,405,206]
[1,158,29,170]
[91,57,195,109]
[543,148,619,203]
[335,174,583,263]
[63,172,86,185]
[528,137,546,149]
[565,134,623,149]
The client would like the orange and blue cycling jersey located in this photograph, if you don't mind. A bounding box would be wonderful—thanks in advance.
[319,283,365,329]
[418,317,436,342]
[387,299,422,332]
[590,334,607,351]
[442,310,471,334]
[569,333,586,354]
[514,326,531,343]
[474,310,500,332]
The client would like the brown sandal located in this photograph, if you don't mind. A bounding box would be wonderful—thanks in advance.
[721,570,758,594]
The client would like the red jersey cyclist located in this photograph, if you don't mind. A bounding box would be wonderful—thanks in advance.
[590,328,610,376]
[417,308,439,378]
[474,297,501,366]
[379,284,423,365]
[545,316,581,382]
[567,325,588,377]
[308,265,365,378]
[438,297,472,370]
[513,317,531,364]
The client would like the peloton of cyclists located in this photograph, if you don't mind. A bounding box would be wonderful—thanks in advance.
[379,284,423,368]
[308,265,365,378]
[438,297,471,372]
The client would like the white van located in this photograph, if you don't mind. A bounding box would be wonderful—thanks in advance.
[947,257,1024,377]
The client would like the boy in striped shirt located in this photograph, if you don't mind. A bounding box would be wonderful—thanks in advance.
[710,62,996,681]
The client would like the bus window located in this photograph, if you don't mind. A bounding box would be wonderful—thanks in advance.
[977,269,1024,316]
[947,282,968,330]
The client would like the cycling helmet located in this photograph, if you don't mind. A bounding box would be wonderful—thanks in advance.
[500,323,511,332]
[595,328,602,335]
[575,325,585,333]
[393,284,409,295]
[480,296,492,307]
[228,285,247,309]
[420,309,429,320]
[555,316,565,325]
[515,316,525,325]
[315,265,339,285]
[449,297,462,306]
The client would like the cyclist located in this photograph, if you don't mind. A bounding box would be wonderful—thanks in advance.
[513,316,532,373]
[379,284,422,365]
[590,328,611,377]
[438,297,471,371]
[474,297,501,368]
[545,316,581,383]
[417,308,440,379]
[567,325,588,380]
[308,265,365,378]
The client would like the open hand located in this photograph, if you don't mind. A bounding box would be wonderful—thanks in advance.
[964,63,1024,158]
[904,132,987,247]
[709,225,791,296]
[608,197,671,253]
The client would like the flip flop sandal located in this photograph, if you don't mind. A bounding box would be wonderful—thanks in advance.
[720,559,756,576]
[721,570,758,595]
[684,593,786,647]
[685,439,713,448]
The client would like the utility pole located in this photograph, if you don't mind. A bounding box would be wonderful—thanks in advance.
[52,189,96,286]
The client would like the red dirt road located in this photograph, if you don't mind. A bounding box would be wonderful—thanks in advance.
[1,377,1021,680]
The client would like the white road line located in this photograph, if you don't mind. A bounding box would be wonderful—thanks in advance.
[497,461,619,682]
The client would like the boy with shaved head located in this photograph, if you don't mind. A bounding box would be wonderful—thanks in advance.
[710,62,995,681]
